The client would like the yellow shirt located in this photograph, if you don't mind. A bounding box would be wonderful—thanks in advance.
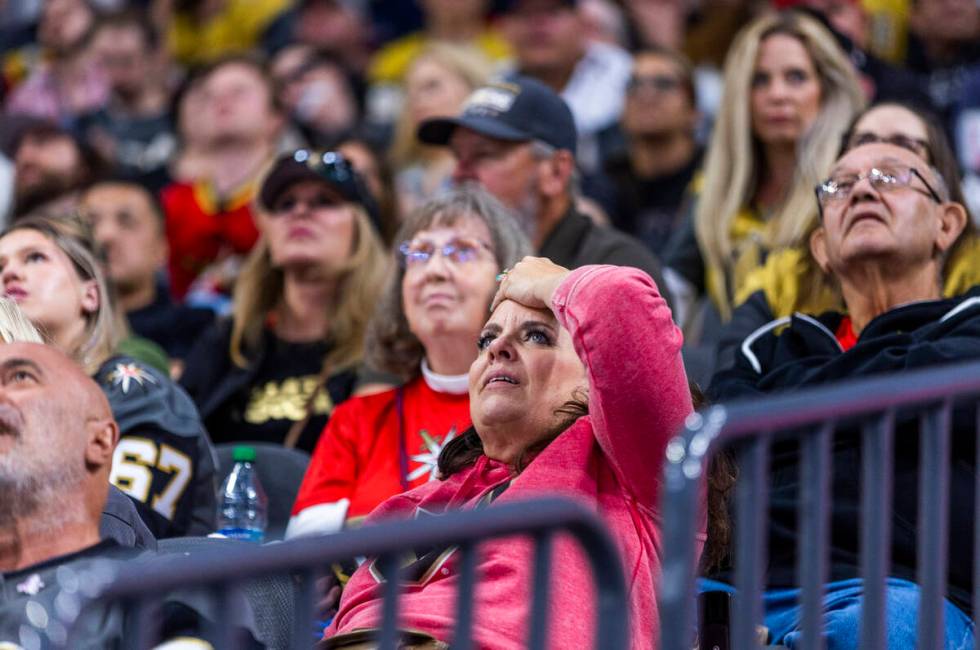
[736,233,980,319]
[169,0,289,66]
[367,30,512,83]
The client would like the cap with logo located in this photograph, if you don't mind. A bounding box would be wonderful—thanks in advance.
[258,149,381,231]
[417,75,578,155]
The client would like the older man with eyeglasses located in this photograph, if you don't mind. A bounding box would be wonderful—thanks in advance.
[706,141,977,648]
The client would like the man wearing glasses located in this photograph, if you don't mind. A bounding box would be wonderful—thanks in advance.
[418,75,667,298]
[706,141,975,647]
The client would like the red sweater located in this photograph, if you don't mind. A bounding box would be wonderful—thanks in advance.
[327,265,702,649]
[159,180,260,299]
[289,376,471,535]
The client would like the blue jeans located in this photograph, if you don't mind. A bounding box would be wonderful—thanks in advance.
[699,577,974,649]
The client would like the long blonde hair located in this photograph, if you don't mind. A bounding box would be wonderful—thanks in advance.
[695,11,865,319]
[229,202,387,371]
[388,43,496,170]
[0,214,124,374]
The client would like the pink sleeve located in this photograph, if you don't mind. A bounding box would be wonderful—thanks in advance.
[551,265,692,507]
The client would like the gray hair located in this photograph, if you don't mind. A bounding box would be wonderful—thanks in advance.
[365,185,533,380]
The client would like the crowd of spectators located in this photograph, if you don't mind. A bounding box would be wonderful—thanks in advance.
[1,0,979,647]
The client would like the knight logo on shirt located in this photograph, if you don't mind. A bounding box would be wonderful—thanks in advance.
[106,362,157,394]
[407,426,457,483]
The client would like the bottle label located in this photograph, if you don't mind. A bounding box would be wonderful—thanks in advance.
[217,527,264,543]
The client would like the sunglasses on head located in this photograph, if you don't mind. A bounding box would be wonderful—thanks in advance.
[290,149,356,180]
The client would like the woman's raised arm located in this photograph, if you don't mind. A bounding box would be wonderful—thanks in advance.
[551,264,692,507]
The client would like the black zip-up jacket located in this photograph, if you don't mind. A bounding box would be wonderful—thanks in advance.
[708,285,980,615]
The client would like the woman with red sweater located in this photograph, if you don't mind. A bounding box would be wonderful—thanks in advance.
[325,257,700,649]
[287,187,531,537]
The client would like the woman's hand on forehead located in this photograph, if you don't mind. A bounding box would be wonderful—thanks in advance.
[491,256,570,313]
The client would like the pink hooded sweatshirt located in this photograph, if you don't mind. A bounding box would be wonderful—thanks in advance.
[327,265,702,649]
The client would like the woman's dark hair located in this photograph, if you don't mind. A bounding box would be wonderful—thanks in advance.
[692,382,736,572]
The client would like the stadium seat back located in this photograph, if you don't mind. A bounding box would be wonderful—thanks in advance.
[157,536,298,649]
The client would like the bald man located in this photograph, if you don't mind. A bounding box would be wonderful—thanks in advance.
[0,343,119,572]
[0,343,259,647]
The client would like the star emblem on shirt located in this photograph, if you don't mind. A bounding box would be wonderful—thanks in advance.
[107,362,157,394]
[407,426,458,482]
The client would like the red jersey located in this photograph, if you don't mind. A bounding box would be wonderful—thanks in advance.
[290,375,471,534]
[160,180,260,299]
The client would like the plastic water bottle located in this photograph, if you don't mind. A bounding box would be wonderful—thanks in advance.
[217,446,268,543]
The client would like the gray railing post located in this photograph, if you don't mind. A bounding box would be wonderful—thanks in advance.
[916,400,952,649]
[859,411,894,650]
[528,531,554,650]
[377,552,403,650]
[658,406,727,650]
[733,435,769,650]
[798,421,833,650]
[450,542,479,650]
[974,408,980,638]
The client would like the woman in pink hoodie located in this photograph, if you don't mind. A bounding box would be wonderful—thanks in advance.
[325,257,701,649]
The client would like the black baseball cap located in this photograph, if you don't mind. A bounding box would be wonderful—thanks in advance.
[258,149,380,229]
[417,76,577,155]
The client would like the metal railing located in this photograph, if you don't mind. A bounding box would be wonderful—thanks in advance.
[63,498,628,650]
[658,359,980,650]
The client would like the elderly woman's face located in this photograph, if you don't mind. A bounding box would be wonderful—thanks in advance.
[262,179,357,272]
[468,299,586,465]
[402,218,499,350]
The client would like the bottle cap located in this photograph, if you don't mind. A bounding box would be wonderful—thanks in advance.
[232,445,257,463]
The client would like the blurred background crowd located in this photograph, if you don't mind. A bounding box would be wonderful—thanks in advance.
[1,0,978,325]
[0,0,979,478]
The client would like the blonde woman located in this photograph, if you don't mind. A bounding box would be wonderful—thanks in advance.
[663,11,865,325]
[0,214,217,538]
[180,150,387,453]
[389,43,496,214]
